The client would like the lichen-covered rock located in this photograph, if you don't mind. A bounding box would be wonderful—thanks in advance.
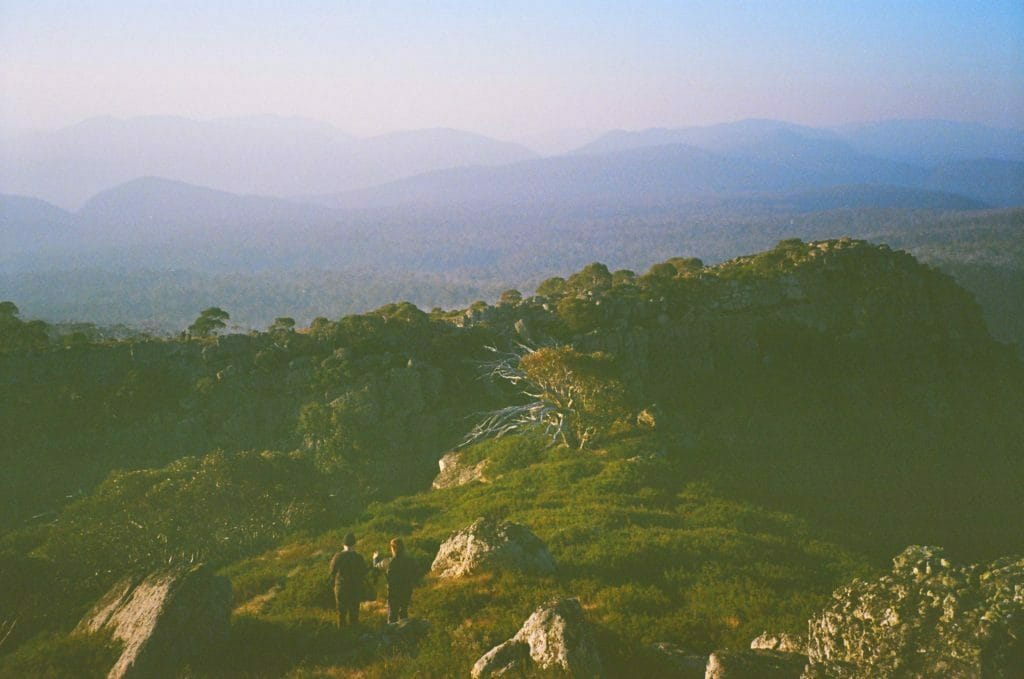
[76,563,231,679]
[432,450,488,490]
[472,598,603,678]
[706,649,807,678]
[431,518,556,578]
[751,631,806,654]
[803,545,1024,678]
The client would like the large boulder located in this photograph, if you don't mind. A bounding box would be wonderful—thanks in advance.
[76,563,231,679]
[706,649,807,678]
[431,517,556,579]
[803,545,1024,678]
[472,598,603,678]
[432,450,488,490]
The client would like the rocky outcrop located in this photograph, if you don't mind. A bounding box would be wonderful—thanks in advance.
[472,598,603,678]
[803,545,1024,678]
[431,450,488,490]
[706,649,807,679]
[751,631,806,654]
[431,518,556,579]
[76,563,231,679]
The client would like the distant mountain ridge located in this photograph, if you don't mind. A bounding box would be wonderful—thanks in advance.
[574,118,1024,164]
[3,116,1022,211]
[0,116,538,209]
[314,137,1012,211]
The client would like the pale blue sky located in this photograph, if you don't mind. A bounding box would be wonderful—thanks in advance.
[1,1,1021,137]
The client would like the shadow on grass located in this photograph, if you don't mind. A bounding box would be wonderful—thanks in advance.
[192,612,387,678]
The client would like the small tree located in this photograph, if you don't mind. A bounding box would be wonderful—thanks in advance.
[463,345,631,449]
[188,307,230,337]
[270,317,296,333]
[536,276,566,299]
[498,289,523,306]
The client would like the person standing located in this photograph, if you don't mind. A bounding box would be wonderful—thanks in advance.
[373,538,418,624]
[329,532,367,628]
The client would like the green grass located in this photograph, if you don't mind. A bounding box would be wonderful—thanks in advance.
[218,431,872,677]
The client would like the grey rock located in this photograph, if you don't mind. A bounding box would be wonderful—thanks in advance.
[76,563,231,679]
[706,649,807,679]
[803,545,1024,678]
[473,598,603,678]
[432,450,488,490]
[431,518,556,579]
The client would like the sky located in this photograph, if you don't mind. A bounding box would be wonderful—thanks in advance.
[1,1,1022,139]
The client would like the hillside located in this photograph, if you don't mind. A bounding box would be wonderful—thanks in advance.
[1,239,1022,676]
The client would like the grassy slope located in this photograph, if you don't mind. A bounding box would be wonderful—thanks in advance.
[213,432,870,678]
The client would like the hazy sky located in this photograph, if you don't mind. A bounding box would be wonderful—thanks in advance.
[1,1,1022,139]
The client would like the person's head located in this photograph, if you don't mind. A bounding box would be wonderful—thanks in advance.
[343,532,356,548]
[390,538,405,556]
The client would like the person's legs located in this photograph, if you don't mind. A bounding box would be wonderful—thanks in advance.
[334,589,344,629]
[347,597,360,626]
[396,593,410,621]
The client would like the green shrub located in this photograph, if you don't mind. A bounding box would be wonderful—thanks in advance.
[0,631,120,679]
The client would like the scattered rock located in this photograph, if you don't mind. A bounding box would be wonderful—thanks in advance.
[803,545,1024,678]
[750,631,806,654]
[473,598,603,678]
[644,641,707,678]
[636,408,657,429]
[471,639,530,677]
[76,563,231,679]
[706,649,807,679]
[432,450,488,490]
[431,518,556,578]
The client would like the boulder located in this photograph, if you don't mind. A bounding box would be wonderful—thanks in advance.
[803,545,1024,678]
[750,631,806,654]
[431,518,556,579]
[76,563,231,679]
[706,649,807,679]
[432,450,488,490]
[472,598,603,678]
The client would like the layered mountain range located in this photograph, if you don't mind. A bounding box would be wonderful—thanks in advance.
[2,116,1022,343]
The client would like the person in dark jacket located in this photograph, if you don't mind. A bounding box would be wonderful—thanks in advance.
[329,532,367,628]
[373,538,418,624]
